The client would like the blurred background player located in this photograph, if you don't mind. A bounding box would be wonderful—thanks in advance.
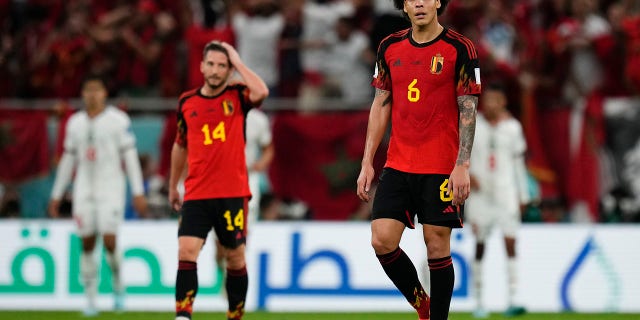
[48,74,148,316]
[168,41,268,320]
[467,82,530,318]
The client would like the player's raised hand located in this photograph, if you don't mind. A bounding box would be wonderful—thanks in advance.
[357,164,375,202]
[219,42,242,68]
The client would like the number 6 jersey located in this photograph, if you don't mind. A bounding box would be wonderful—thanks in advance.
[372,28,482,174]
[175,84,257,200]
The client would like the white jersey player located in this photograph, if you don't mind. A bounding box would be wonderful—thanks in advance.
[466,83,530,318]
[49,75,147,316]
[244,108,274,220]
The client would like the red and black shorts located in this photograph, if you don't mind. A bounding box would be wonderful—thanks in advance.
[371,168,464,229]
[178,197,249,249]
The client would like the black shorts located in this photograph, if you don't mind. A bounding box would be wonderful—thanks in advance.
[178,197,248,249]
[371,168,464,229]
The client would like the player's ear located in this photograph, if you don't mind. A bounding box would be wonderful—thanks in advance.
[436,0,441,9]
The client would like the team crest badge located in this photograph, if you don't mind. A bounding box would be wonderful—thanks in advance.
[222,100,234,116]
[430,54,444,74]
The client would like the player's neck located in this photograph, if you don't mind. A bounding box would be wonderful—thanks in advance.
[486,110,509,125]
[411,22,443,44]
[201,83,227,97]
[86,105,106,118]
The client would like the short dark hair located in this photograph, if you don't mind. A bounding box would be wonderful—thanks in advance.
[202,41,230,63]
[393,0,450,17]
[485,81,507,94]
[81,73,107,87]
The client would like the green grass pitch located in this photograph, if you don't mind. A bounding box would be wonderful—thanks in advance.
[0,312,638,320]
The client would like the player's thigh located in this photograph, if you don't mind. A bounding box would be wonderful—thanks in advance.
[414,174,463,228]
[372,168,415,228]
[247,173,261,225]
[210,197,249,249]
[178,199,218,241]
[497,206,521,239]
[465,194,494,242]
[72,200,98,237]
[96,199,125,236]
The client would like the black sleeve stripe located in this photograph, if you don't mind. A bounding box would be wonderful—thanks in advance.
[445,29,477,59]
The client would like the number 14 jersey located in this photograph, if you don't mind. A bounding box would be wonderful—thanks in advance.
[175,85,257,200]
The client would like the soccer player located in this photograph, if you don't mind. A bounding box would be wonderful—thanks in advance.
[168,41,268,320]
[356,1,481,320]
[467,82,529,318]
[213,107,274,277]
[49,74,148,316]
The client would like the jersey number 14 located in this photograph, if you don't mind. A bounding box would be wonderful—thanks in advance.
[201,122,226,144]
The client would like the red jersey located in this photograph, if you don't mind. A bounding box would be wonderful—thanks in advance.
[372,28,481,174]
[176,85,256,200]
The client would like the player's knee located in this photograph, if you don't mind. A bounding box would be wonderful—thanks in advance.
[178,245,200,261]
[425,238,450,258]
[371,237,396,255]
[225,246,246,269]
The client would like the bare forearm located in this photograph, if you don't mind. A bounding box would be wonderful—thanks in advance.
[456,95,478,167]
[169,143,187,188]
[253,143,275,171]
[234,62,269,103]
[362,89,391,166]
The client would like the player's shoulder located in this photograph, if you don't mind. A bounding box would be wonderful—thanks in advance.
[67,109,87,127]
[179,87,201,104]
[379,28,410,49]
[442,28,474,44]
[247,108,268,123]
[104,106,131,120]
[227,82,248,93]
[442,28,478,55]
[501,116,524,133]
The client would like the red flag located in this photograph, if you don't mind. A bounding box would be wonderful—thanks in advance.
[269,112,386,220]
[520,89,558,199]
[0,109,50,183]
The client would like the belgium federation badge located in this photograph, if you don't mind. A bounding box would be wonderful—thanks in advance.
[430,54,444,74]
[222,100,234,116]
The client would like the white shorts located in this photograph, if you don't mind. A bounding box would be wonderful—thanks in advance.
[73,199,124,237]
[465,193,520,242]
[247,172,261,225]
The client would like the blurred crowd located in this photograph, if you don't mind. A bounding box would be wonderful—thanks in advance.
[1,0,640,223]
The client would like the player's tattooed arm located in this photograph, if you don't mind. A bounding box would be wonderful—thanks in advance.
[376,88,392,107]
[456,94,478,166]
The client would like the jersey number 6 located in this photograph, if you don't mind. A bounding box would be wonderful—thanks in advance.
[408,78,420,102]
[439,179,454,202]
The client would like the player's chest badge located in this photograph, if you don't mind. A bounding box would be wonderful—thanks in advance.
[430,54,444,75]
[222,100,234,116]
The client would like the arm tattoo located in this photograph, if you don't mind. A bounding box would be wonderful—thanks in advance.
[456,95,478,166]
[375,88,392,107]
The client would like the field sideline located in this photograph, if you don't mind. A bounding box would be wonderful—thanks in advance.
[0,312,638,320]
